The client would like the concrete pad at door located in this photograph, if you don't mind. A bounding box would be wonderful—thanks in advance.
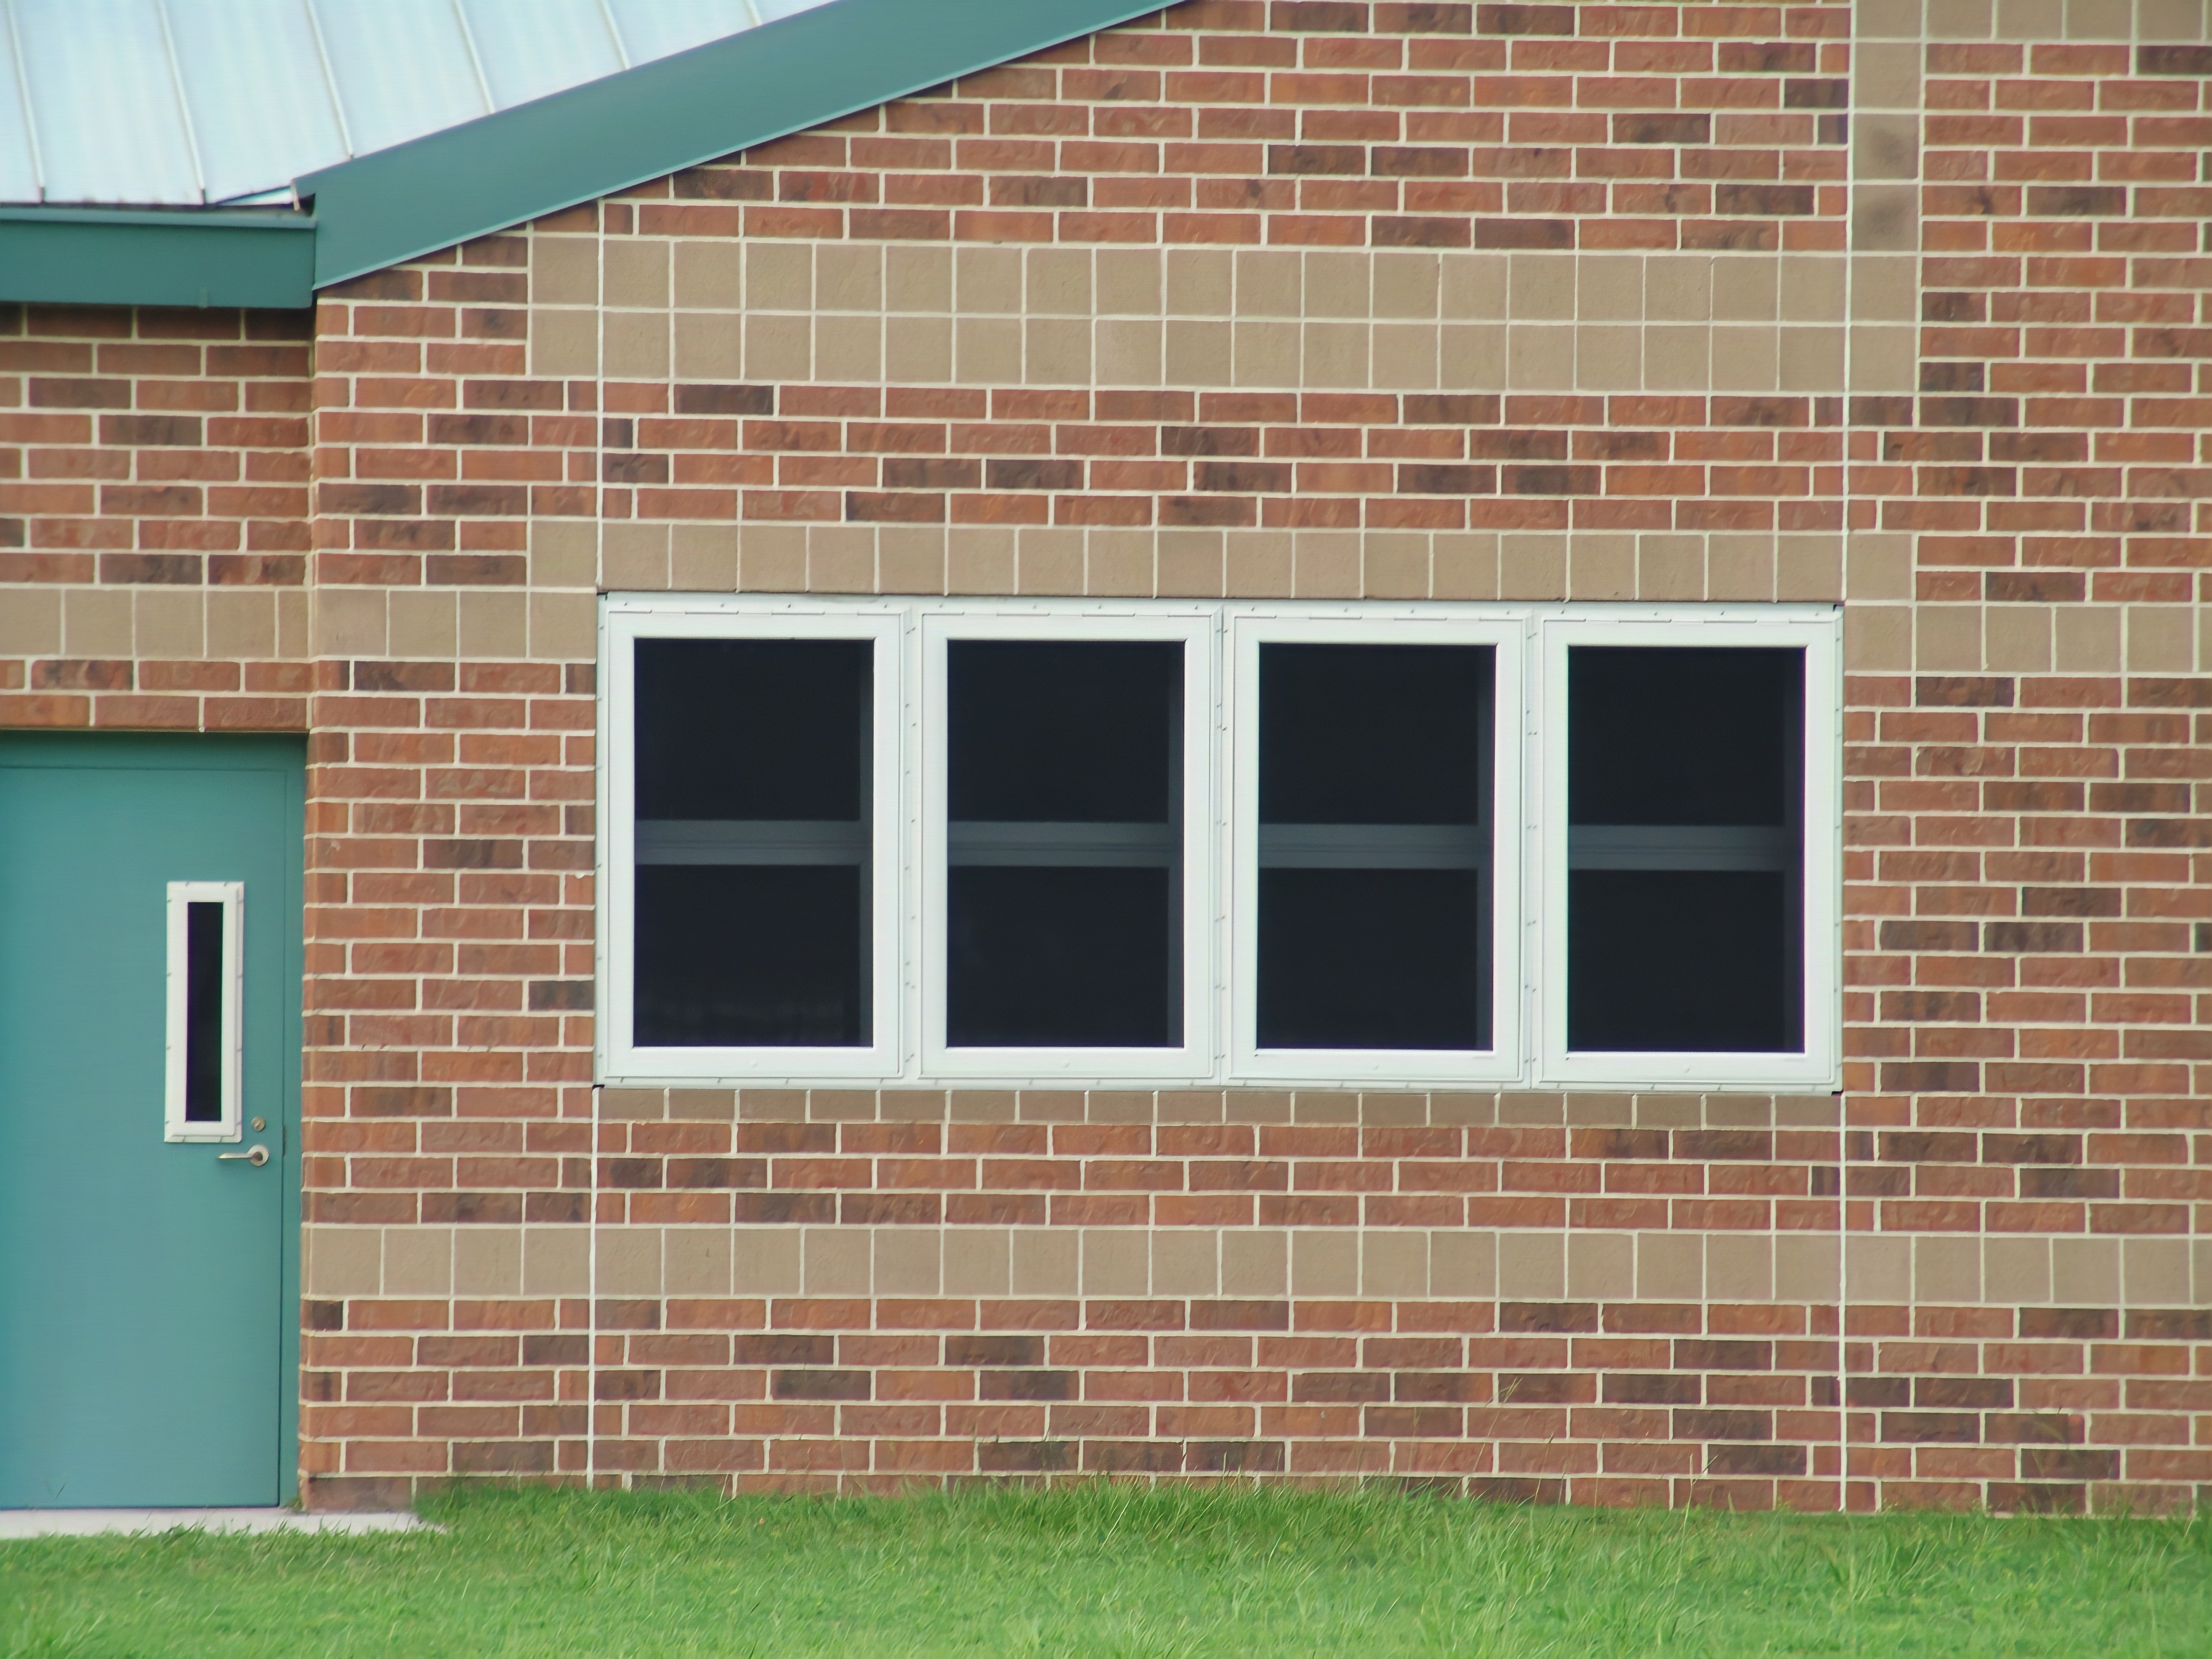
[0,1508,432,1540]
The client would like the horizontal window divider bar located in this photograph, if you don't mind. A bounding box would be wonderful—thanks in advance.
[1568,825,1791,872]
[948,820,1174,868]
[1256,823,1485,871]
[636,819,866,866]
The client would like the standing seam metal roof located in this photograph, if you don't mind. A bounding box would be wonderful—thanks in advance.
[0,0,833,207]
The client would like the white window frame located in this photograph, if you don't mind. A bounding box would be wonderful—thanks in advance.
[165,879,243,1143]
[1227,608,1524,1085]
[919,605,1216,1082]
[1533,605,1842,1091]
[599,594,1842,1092]
[599,599,906,1083]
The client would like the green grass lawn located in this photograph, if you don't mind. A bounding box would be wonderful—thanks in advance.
[3,1484,2206,1657]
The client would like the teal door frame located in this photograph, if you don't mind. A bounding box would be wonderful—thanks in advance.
[0,732,305,1505]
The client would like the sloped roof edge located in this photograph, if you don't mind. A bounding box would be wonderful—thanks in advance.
[0,0,1165,310]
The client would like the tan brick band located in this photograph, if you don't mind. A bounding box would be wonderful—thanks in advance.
[305,1225,2207,1309]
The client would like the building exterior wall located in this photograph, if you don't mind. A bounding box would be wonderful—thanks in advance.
[2,0,2207,1513]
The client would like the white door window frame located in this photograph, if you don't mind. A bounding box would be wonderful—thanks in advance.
[1227,609,1524,1085]
[598,599,907,1083]
[918,605,1217,1083]
[165,880,243,1143]
[1532,605,1842,1091]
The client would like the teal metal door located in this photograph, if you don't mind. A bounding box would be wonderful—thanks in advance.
[0,734,303,1508]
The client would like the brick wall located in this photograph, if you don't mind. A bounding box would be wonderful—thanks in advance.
[3,0,2207,1513]
[0,305,312,727]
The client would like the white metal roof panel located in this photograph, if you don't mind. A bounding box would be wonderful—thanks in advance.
[605,0,761,65]
[0,16,40,203]
[312,0,490,160]
[16,0,200,204]
[0,0,835,206]
[168,0,348,204]
[462,0,626,109]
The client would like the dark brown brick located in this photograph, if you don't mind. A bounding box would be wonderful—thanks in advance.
[1988,1483,2085,1515]
[1881,1412,1979,1443]
[99,414,202,446]
[2140,44,2212,73]
[355,1087,453,1118]
[1675,1410,1770,1441]
[1715,184,1816,215]
[885,457,981,490]
[672,383,773,416]
[1613,112,1710,144]
[1273,1,1370,28]
[1498,1301,1598,1334]
[1982,1134,2078,1166]
[1915,1375,2011,1410]
[1705,1443,1804,1476]
[1190,1440,1286,1472]
[1604,1373,1700,1404]
[1496,1372,1588,1404]
[1268,145,1367,175]
[1783,78,1847,107]
[1847,1376,1910,1407]
[981,1370,1075,1401]
[772,1369,869,1400]
[1675,1340,1771,1372]
[2018,1308,2116,1340]
[2127,1310,2212,1341]
[2027,186,2126,217]
[2020,1447,2118,1482]
[947,1334,1044,1367]
[1982,922,2082,954]
[979,1440,1072,1473]
[984,457,1080,491]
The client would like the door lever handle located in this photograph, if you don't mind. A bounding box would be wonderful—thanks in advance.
[218,1144,271,1167]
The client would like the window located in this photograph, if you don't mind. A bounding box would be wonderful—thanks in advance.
[603,606,901,1080]
[1538,613,1838,1088]
[601,598,1836,1090]
[921,613,1213,1077]
[165,880,242,1141]
[1229,615,1522,1083]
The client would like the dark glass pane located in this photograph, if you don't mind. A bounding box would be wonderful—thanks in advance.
[1568,646,1799,826]
[635,866,864,1046]
[1566,646,1805,1054]
[635,639,869,821]
[631,637,873,1048]
[946,640,1183,1048]
[948,641,1178,823]
[1260,644,1489,825]
[1568,872,1797,1051]
[1258,871,1484,1050]
[947,868,1173,1047]
[183,900,224,1122]
[1256,643,1492,1051]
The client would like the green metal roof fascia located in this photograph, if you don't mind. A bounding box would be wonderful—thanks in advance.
[0,206,316,309]
[299,0,1169,289]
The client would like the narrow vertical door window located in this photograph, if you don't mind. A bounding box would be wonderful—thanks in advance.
[184,901,225,1121]
[944,640,1183,1048]
[1256,644,1493,1050]
[631,639,872,1047]
[165,880,242,1139]
[1566,646,1804,1053]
